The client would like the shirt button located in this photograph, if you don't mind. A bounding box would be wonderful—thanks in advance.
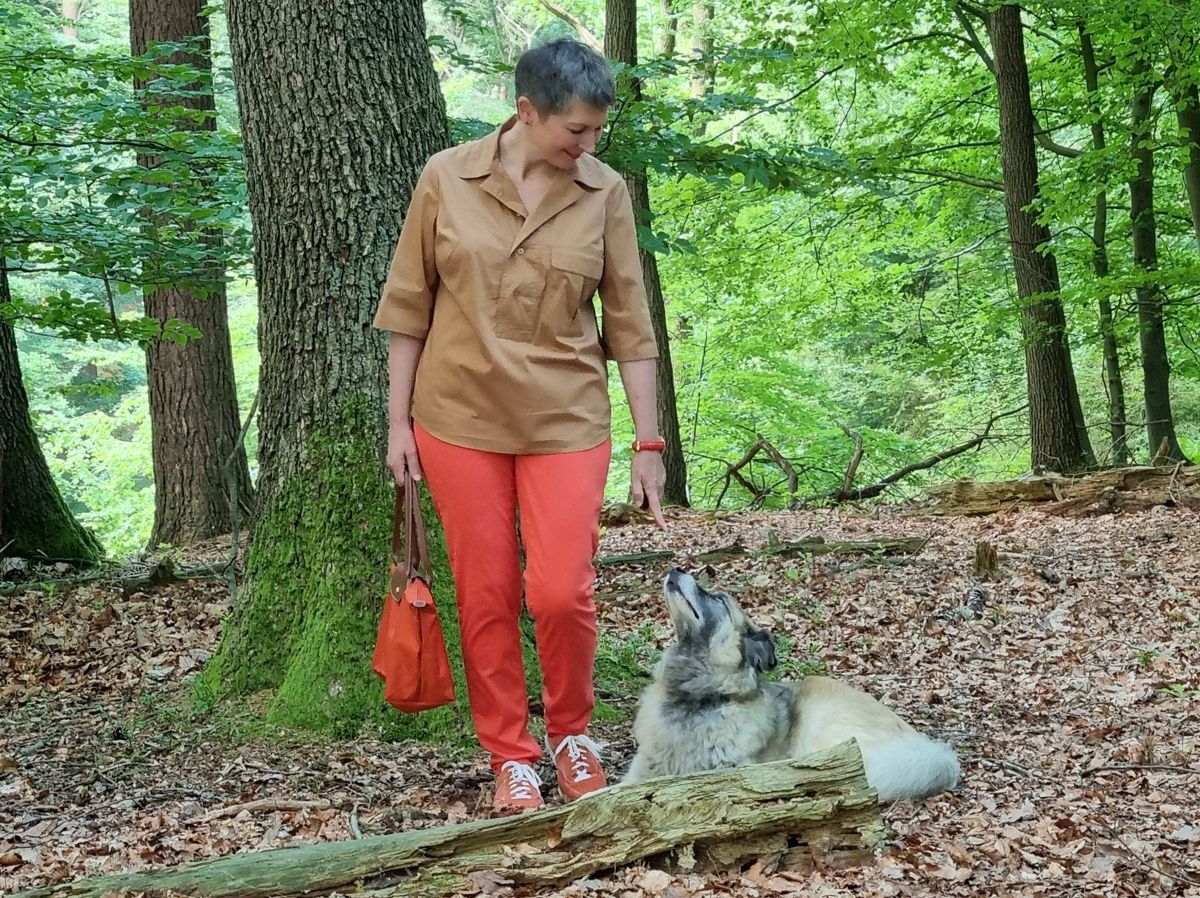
[516,248,525,255]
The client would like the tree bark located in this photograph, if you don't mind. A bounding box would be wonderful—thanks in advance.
[61,0,82,38]
[11,742,884,898]
[1128,48,1189,463]
[689,0,715,135]
[1171,79,1200,246]
[986,5,1094,472]
[926,465,1200,516]
[658,0,678,57]
[0,259,103,563]
[606,0,690,506]
[131,0,255,549]
[1078,24,1128,465]
[200,0,469,738]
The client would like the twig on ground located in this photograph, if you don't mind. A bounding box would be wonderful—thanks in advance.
[1081,763,1200,778]
[201,798,334,823]
[1099,820,1200,887]
[974,756,1043,780]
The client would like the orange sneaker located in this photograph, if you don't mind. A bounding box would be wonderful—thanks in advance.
[492,760,544,815]
[548,734,608,801]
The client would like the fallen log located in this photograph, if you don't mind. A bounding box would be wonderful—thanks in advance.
[757,536,927,559]
[14,742,884,898]
[0,559,229,595]
[925,464,1200,516]
[595,549,676,566]
[608,538,927,568]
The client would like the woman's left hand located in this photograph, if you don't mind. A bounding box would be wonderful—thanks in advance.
[630,450,667,529]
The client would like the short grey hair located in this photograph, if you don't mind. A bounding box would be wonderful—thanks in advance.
[514,38,615,115]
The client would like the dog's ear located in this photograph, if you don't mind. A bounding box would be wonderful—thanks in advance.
[743,628,777,672]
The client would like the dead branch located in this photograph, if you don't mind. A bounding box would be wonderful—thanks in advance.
[926,465,1200,516]
[1081,763,1200,778]
[201,798,336,823]
[803,407,1026,506]
[13,742,885,898]
[839,425,863,496]
[0,559,225,595]
[595,550,676,566]
[716,438,799,509]
[221,390,258,601]
[535,0,602,50]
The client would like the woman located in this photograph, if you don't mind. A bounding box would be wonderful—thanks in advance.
[373,38,666,814]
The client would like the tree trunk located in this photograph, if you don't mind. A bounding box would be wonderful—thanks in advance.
[61,0,82,39]
[200,0,469,739]
[689,0,715,135]
[1129,51,1189,463]
[131,0,255,549]
[1079,24,1128,465]
[10,742,884,898]
[658,0,678,57]
[0,259,103,563]
[986,5,1094,472]
[1172,80,1200,246]
[606,0,690,506]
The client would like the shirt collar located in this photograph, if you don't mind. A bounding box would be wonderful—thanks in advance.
[458,116,606,189]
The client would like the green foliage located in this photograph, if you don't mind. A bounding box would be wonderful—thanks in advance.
[17,285,260,557]
[14,0,1200,538]
[0,0,248,347]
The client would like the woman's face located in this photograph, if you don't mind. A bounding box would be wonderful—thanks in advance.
[516,96,609,170]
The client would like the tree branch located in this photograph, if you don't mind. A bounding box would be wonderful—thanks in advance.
[804,407,1027,505]
[899,167,1004,191]
[535,0,602,51]
[954,5,1082,158]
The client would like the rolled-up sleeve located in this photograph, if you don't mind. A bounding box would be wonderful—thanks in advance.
[597,179,659,362]
[373,162,440,338]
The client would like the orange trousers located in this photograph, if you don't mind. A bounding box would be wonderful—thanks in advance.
[413,422,611,770]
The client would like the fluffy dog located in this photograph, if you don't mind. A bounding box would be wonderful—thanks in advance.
[623,569,960,802]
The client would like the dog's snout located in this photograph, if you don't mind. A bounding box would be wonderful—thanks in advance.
[664,568,691,591]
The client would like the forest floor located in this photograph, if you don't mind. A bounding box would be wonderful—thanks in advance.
[2,501,1199,897]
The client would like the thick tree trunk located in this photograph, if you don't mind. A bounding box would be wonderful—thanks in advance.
[201,1,469,738]
[0,261,103,563]
[131,0,254,549]
[987,5,1094,472]
[606,0,690,506]
[11,742,884,898]
[1128,52,1189,463]
[1173,80,1200,246]
[658,0,678,57]
[1079,24,1128,465]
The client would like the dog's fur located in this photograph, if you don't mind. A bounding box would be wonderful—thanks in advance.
[623,570,960,802]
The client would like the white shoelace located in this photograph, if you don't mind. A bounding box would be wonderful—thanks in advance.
[552,734,603,783]
[499,760,542,800]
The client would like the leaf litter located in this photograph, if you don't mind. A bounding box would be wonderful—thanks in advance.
[2,505,1198,897]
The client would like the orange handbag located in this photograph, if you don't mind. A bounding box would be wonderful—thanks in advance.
[371,473,455,712]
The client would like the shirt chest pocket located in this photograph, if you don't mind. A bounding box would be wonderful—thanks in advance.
[552,244,603,297]
[496,245,604,343]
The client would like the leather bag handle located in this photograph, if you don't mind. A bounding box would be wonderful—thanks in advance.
[391,471,431,583]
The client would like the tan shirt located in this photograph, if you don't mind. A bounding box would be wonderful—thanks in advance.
[373,118,658,454]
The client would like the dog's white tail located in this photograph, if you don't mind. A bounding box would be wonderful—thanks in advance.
[861,734,960,802]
